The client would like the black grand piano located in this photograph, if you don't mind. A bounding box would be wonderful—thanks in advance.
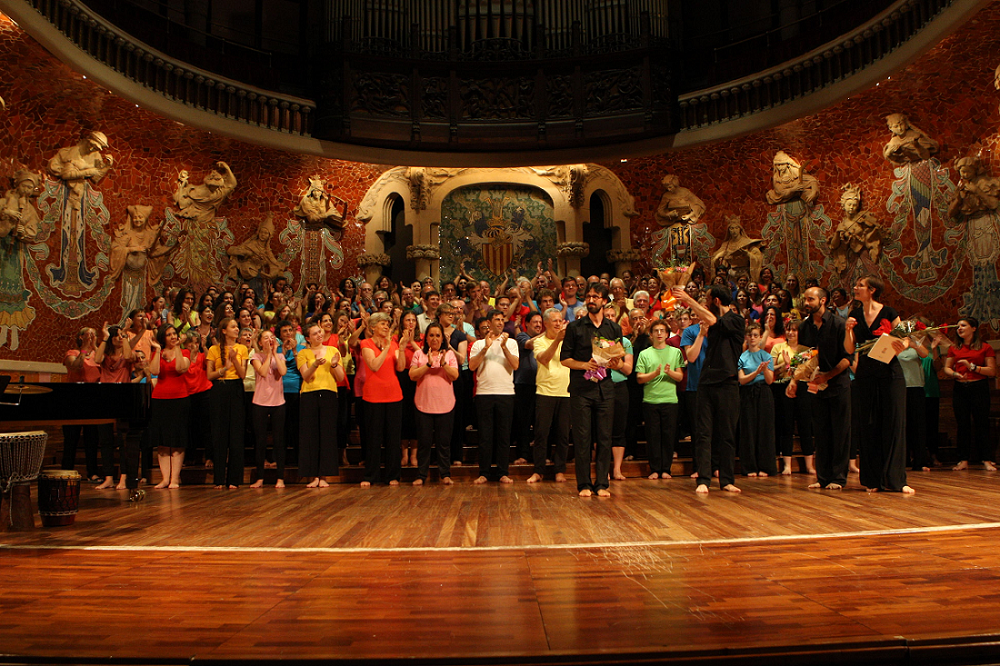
[0,380,152,499]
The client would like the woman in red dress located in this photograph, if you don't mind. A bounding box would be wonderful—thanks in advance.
[148,324,191,489]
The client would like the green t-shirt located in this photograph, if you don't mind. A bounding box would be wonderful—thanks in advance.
[635,345,684,404]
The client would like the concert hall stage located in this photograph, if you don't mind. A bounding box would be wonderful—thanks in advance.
[2,469,1000,665]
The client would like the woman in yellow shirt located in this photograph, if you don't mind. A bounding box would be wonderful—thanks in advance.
[297,321,345,488]
[206,317,249,488]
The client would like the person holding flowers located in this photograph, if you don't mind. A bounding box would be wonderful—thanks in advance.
[944,317,997,471]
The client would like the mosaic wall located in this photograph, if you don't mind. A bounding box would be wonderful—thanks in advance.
[4,1,1000,363]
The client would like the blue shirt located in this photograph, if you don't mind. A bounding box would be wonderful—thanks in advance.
[680,324,706,392]
[738,348,773,386]
[282,342,306,393]
[553,300,581,323]
[611,336,632,383]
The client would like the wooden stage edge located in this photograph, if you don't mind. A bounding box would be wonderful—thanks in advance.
[3,473,1000,666]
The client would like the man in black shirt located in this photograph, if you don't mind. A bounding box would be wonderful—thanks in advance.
[560,282,624,497]
[788,286,851,489]
[674,284,745,494]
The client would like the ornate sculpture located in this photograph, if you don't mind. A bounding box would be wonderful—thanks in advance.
[948,156,1000,222]
[653,174,706,266]
[765,151,819,206]
[946,156,1000,326]
[829,184,886,273]
[109,205,180,319]
[171,161,237,286]
[883,113,939,165]
[711,215,765,283]
[46,131,113,295]
[292,175,346,233]
[0,170,42,349]
[227,214,286,290]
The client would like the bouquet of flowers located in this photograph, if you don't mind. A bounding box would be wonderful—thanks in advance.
[584,336,626,382]
[657,261,697,312]
[854,318,953,355]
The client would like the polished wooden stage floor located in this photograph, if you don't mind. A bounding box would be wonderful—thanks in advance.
[3,468,1000,664]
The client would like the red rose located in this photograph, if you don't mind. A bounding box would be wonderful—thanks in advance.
[915,321,927,330]
[873,320,893,336]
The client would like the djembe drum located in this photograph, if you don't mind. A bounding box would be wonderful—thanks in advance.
[37,469,81,527]
[0,430,47,531]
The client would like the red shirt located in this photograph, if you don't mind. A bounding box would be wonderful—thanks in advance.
[948,344,996,382]
[184,351,212,395]
[65,350,100,383]
[153,350,190,399]
[360,338,403,403]
[99,354,131,384]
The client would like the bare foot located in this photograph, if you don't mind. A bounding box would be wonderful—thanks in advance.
[401,455,409,468]
[747,472,758,477]
[953,461,969,471]
[625,455,634,461]
[920,466,931,472]
[213,484,225,490]
[514,458,527,465]
[613,473,627,481]
[984,461,998,472]
[360,481,370,488]
[695,484,709,494]
[204,460,213,469]
[168,483,180,489]
[275,479,285,488]
[154,481,169,489]
[867,487,880,493]
[441,477,453,485]
[526,473,542,484]
[824,483,842,490]
[453,460,462,466]
[499,475,513,484]
[849,462,860,474]
[808,482,822,489]
[902,485,915,494]
[318,479,330,488]
[690,472,698,478]
[228,485,238,490]
[305,479,319,488]
[713,471,719,478]
[474,476,488,484]
[412,478,423,486]
[723,484,741,493]
[115,482,127,490]
[781,467,792,476]
[661,473,672,479]
[578,489,593,497]
[250,480,264,488]
[807,468,817,475]
[648,472,659,480]
[95,479,114,490]
[758,472,768,478]
[597,489,611,497]
[410,452,418,467]
[389,480,399,486]
[554,473,567,483]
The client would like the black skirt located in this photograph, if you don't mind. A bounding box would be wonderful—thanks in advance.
[147,396,192,450]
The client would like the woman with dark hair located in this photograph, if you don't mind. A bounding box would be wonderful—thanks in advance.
[197,292,215,313]
[215,290,235,310]
[734,289,759,323]
[746,283,764,316]
[145,296,165,328]
[297,321,345,487]
[770,319,816,476]
[93,321,134,489]
[214,301,235,329]
[375,275,400,306]
[250,329,287,488]
[339,277,357,303]
[182,329,214,468]
[409,322,459,485]
[845,275,914,493]
[170,288,198,333]
[206,316,249,489]
[62,326,102,482]
[194,305,218,352]
[148,323,191,489]
[944,317,997,471]
[360,312,406,486]
[305,291,328,321]
[329,310,355,465]
[757,267,775,295]
[397,310,422,467]
[760,306,786,354]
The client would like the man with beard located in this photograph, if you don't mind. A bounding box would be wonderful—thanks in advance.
[560,282,624,497]
[787,286,852,490]
[673,284,745,494]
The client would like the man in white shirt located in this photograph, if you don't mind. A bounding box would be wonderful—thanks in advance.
[469,308,520,484]
[416,290,441,334]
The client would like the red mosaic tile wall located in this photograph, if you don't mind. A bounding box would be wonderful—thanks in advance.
[2,3,1000,365]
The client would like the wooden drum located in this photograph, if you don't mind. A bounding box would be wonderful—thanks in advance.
[0,430,48,531]
[37,470,81,527]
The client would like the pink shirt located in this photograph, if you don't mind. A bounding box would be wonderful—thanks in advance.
[65,349,100,383]
[411,349,458,414]
[251,351,286,406]
[99,354,131,384]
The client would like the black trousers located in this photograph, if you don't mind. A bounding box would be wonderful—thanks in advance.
[905,386,930,470]
[188,388,213,464]
[283,391,300,466]
[299,389,339,478]
[612,381,629,450]
[738,383,776,475]
[925,395,940,457]
[451,369,473,462]
[252,403,286,478]
[571,391,614,492]
[533,395,570,475]
[336,387,352,458]
[644,402,678,476]
[511,383,536,460]
[98,423,117,478]
[684,390,699,461]
[61,424,99,478]
[363,400,401,483]
[625,381,644,458]
[416,409,453,480]
[953,379,993,464]
[476,394,514,479]
[856,375,908,492]
[812,388,852,487]
[694,380,739,488]
[211,379,245,487]
[774,381,815,458]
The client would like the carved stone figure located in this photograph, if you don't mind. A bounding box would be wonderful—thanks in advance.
[110,205,180,318]
[948,156,1000,222]
[0,170,42,349]
[292,175,346,233]
[883,113,939,165]
[652,174,706,266]
[711,215,765,283]
[171,161,237,286]
[765,151,819,206]
[46,131,113,295]
[947,156,1000,326]
[227,214,286,291]
[830,184,886,272]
